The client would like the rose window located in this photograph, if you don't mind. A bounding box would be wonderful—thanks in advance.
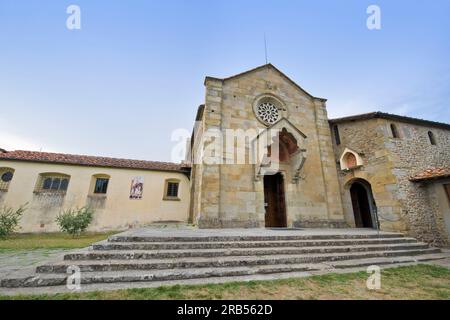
[256,102,280,124]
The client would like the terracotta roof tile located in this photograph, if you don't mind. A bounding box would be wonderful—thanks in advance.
[410,167,450,182]
[0,150,190,173]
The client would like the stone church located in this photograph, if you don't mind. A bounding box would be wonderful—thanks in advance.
[188,64,450,245]
[1,64,450,245]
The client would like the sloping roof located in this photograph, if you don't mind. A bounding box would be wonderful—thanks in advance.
[329,112,450,131]
[410,167,450,182]
[205,63,327,102]
[0,150,190,173]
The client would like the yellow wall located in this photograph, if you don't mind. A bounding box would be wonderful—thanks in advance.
[0,160,190,233]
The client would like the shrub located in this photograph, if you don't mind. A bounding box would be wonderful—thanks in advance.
[0,204,27,238]
[56,207,94,237]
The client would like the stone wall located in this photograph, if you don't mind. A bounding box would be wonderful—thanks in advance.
[385,121,450,245]
[331,117,450,245]
[331,118,406,231]
[426,179,450,245]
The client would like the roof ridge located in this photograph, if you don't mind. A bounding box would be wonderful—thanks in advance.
[0,150,190,172]
[205,63,327,101]
[7,150,179,165]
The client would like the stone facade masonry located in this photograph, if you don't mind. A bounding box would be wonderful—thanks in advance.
[331,118,450,245]
[191,65,345,228]
[386,122,450,245]
[189,64,450,246]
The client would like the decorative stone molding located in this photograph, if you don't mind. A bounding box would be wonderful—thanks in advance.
[252,118,307,184]
[339,148,364,171]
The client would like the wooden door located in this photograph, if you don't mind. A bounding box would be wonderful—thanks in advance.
[350,182,374,228]
[350,186,363,228]
[264,173,287,228]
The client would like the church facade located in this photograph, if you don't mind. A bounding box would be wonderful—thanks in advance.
[188,64,345,229]
[188,64,450,245]
[1,64,450,245]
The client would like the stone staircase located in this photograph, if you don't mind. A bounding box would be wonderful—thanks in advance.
[0,229,447,289]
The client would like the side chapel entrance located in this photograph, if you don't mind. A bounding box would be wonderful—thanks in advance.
[350,180,377,228]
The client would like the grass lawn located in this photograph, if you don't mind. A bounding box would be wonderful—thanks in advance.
[1,264,449,300]
[0,231,118,252]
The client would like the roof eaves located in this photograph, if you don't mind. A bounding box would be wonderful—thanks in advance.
[329,112,450,130]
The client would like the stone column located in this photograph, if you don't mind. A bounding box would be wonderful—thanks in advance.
[313,99,346,224]
[198,78,223,228]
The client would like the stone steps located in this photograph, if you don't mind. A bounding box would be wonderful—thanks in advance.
[36,248,441,273]
[91,237,418,251]
[1,252,447,288]
[65,243,430,260]
[107,232,404,243]
[0,229,445,290]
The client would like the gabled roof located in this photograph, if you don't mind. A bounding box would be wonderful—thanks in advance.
[329,112,450,131]
[410,167,450,182]
[0,150,190,173]
[205,63,327,102]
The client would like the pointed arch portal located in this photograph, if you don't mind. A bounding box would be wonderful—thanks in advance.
[252,118,307,184]
[349,179,378,228]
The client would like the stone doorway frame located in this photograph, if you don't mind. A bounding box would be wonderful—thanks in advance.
[251,118,307,184]
[348,179,378,229]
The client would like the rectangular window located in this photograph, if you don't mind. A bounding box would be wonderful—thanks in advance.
[445,184,450,203]
[94,178,109,194]
[333,125,341,145]
[166,182,179,198]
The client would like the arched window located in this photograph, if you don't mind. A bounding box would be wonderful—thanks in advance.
[36,173,70,193]
[0,168,15,191]
[428,131,436,145]
[390,123,399,139]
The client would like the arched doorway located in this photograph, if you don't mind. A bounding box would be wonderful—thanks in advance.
[350,180,377,228]
[264,172,287,228]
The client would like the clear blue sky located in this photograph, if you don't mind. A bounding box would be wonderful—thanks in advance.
[1,0,449,162]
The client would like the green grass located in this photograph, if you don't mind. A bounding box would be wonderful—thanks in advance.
[0,231,118,252]
[1,264,449,300]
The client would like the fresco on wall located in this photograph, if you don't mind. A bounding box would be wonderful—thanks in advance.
[129,176,144,199]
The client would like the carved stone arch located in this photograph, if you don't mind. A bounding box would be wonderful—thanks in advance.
[252,117,307,183]
[339,148,364,171]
